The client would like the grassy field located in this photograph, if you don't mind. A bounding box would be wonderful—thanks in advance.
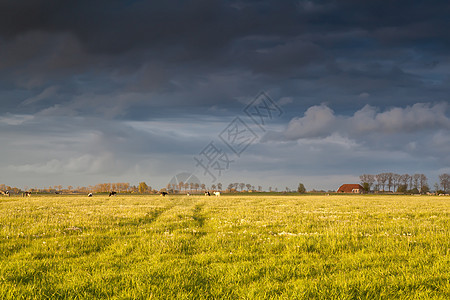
[0,194,448,299]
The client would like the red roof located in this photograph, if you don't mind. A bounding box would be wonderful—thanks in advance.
[337,184,365,193]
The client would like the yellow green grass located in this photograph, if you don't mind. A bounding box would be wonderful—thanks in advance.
[0,194,449,299]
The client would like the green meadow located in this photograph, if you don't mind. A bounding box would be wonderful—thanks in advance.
[0,194,449,299]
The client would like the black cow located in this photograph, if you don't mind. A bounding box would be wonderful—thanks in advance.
[88,193,93,197]
[109,191,117,197]
[160,191,168,197]
[204,191,210,196]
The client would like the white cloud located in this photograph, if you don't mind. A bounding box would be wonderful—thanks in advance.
[282,102,450,141]
[264,102,450,179]
[366,102,450,133]
[284,104,336,139]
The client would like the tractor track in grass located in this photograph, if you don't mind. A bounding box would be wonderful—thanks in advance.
[192,203,207,228]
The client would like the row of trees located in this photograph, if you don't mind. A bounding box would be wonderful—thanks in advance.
[360,173,428,193]
[3,174,448,195]
[0,183,142,194]
[165,182,208,193]
[164,182,265,193]
[359,173,450,193]
[0,181,288,195]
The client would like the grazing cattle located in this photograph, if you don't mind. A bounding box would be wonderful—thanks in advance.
[109,191,117,197]
[205,191,210,196]
[1,190,10,196]
[160,191,168,197]
[214,192,220,197]
[22,192,31,197]
[88,193,93,197]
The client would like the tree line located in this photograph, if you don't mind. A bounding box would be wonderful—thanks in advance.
[0,181,266,195]
[0,182,141,194]
[164,182,265,193]
[2,174,449,195]
[360,173,450,194]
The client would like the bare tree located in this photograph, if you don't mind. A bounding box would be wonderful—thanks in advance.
[386,173,393,192]
[412,174,421,190]
[360,174,375,191]
[419,174,428,193]
[439,173,450,192]
[392,174,401,192]
[375,173,388,191]
[401,174,411,190]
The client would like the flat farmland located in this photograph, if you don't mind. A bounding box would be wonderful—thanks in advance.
[0,194,449,299]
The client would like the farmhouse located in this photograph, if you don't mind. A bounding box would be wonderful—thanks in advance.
[337,184,365,194]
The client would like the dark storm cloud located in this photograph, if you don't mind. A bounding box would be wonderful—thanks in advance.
[4,1,448,48]
[1,1,446,69]
[1,1,449,109]
[1,0,450,189]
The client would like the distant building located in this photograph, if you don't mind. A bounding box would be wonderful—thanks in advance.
[337,184,365,193]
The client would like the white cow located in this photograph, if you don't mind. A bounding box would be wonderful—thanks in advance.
[214,191,220,197]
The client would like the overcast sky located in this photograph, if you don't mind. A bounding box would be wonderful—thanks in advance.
[1,0,449,191]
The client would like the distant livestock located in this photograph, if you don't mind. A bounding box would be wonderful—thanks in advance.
[109,191,117,197]
[160,191,168,197]
[214,192,220,197]
[205,191,210,196]
[1,190,10,196]
[22,192,31,197]
[88,193,93,197]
